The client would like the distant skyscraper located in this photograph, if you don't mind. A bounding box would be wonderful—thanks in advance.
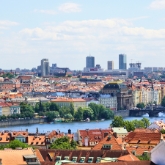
[52,64,57,69]
[119,54,127,69]
[107,61,114,70]
[41,59,50,76]
[86,56,95,68]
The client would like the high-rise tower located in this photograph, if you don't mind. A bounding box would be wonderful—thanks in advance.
[107,61,114,70]
[41,59,50,76]
[86,56,95,68]
[119,54,127,69]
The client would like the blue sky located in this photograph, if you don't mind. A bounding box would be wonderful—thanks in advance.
[0,0,165,70]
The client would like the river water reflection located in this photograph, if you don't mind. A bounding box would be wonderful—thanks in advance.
[0,116,164,133]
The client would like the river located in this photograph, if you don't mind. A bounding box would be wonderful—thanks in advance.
[0,115,164,133]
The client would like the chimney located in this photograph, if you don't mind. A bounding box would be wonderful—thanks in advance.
[113,132,117,138]
[68,129,71,134]
[107,135,111,141]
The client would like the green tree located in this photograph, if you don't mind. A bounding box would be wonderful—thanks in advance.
[100,109,114,120]
[5,140,28,149]
[83,107,94,120]
[111,117,150,132]
[161,96,165,107]
[20,102,34,113]
[34,103,40,113]
[50,137,77,150]
[137,103,145,109]
[2,72,14,79]
[111,116,124,127]
[137,153,150,161]
[160,129,165,134]
[88,103,100,120]
[124,121,135,132]
[59,106,70,117]
[39,103,47,112]
[50,102,59,111]
[46,111,60,122]
[69,103,75,116]
[74,107,83,121]
[64,113,73,120]
[141,118,150,128]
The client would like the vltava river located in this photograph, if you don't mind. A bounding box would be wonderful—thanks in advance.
[0,116,164,133]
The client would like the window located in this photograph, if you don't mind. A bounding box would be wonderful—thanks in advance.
[102,144,112,149]
[96,157,101,163]
[72,157,77,162]
[55,156,61,162]
[79,157,85,163]
[64,156,69,160]
[88,157,93,163]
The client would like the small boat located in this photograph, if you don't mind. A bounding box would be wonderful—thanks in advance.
[85,118,90,122]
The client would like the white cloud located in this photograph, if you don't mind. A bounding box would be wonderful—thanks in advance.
[34,9,56,15]
[58,3,81,13]
[149,0,165,9]
[2,18,165,69]
[20,19,165,41]
[0,20,18,29]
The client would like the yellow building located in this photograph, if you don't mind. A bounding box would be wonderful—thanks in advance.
[51,97,87,110]
[0,102,12,116]
[132,86,142,107]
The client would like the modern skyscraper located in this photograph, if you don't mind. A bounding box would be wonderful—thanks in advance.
[41,59,50,76]
[107,61,114,70]
[119,54,127,69]
[86,56,95,68]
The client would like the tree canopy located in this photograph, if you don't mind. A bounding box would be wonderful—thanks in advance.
[111,116,150,132]
[50,136,77,150]
[136,103,145,109]
[0,140,28,150]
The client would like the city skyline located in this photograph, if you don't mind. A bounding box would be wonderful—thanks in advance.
[0,0,165,70]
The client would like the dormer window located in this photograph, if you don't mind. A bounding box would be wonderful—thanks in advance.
[72,157,77,162]
[88,157,93,163]
[102,144,112,149]
[55,156,61,162]
[64,156,69,160]
[79,157,85,163]
[96,157,101,163]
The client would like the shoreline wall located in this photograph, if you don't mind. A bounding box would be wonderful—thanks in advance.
[114,110,130,118]
[0,118,46,127]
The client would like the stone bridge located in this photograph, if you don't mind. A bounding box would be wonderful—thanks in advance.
[129,109,165,117]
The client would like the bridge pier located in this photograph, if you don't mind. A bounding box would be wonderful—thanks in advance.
[129,109,163,117]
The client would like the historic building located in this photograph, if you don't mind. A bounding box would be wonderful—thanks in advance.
[101,81,133,110]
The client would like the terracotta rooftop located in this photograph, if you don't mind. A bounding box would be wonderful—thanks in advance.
[39,149,132,163]
[0,148,35,165]
[0,132,11,143]
[28,135,45,146]
[124,131,161,145]
[11,131,28,137]
[126,146,153,156]
[118,154,139,161]
[92,134,122,150]
[78,129,111,145]
[51,97,86,102]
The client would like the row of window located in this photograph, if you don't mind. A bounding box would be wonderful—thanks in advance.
[54,156,101,163]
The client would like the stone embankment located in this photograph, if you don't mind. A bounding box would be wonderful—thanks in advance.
[114,110,130,118]
[0,118,46,127]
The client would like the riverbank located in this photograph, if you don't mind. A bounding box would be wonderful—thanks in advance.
[0,116,163,133]
[114,110,130,117]
[0,118,46,127]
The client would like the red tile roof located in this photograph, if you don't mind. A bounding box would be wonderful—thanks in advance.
[92,134,122,150]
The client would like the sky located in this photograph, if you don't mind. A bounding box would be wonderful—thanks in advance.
[0,0,165,70]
